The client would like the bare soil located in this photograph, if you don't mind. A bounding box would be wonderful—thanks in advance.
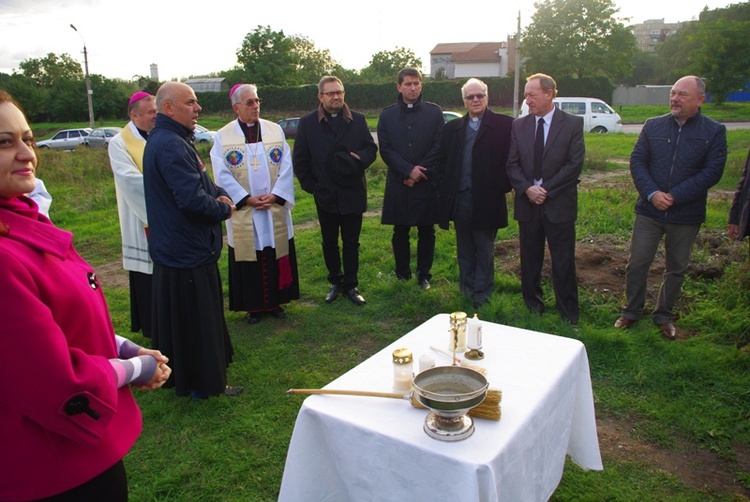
[94,169,750,497]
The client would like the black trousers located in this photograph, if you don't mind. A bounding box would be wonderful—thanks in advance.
[392,224,435,281]
[36,459,127,501]
[518,205,579,323]
[129,270,152,338]
[316,204,363,291]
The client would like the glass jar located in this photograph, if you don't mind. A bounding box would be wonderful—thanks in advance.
[392,348,414,393]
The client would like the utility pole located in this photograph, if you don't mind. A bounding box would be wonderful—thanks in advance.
[70,24,95,129]
[513,11,521,118]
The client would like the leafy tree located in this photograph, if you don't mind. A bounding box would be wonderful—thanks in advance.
[620,52,664,86]
[653,22,700,84]
[0,73,47,121]
[236,26,298,86]
[521,0,637,79]
[290,35,342,85]
[359,47,422,83]
[235,26,348,86]
[685,19,750,104]
[18,53,83,87]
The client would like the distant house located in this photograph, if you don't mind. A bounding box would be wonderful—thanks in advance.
[185,78,227,93]
[630,19,682,53]
[430,41,517,79]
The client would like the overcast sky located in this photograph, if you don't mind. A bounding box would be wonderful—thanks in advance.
[0,0,739,82]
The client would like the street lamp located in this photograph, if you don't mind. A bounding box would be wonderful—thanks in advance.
[70,24,95,129]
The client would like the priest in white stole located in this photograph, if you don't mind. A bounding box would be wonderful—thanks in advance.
[210,84,299,324]
[108,91,157,338]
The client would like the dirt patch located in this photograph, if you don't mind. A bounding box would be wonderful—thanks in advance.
[598,417,750,497]
[95,260,129,289]
[493,228,744,311]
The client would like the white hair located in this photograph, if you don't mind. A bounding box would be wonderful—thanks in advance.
[231,84,259,105]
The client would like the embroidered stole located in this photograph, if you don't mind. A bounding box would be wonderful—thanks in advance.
[120,124,145,173]
[218,120,289,262]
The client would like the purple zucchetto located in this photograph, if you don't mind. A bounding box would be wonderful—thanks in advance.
[128,91,151,105]
[229,83,245,99]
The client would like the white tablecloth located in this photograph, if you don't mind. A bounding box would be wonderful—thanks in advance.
[279,314,602,501]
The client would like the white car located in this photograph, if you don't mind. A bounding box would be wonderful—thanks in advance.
[521,97,622,133]
[36,128,92,150]
[443,111,462,123]
[194,124,217,144]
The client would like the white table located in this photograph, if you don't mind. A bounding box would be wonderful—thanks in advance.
[279,314,603,501]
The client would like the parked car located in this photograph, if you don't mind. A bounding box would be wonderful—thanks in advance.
[277,117,299,140]
[443,111,462,123]
[83,127,122,149]
[520,97,623,133]
[194,124,217,144]
[36,128,92,150]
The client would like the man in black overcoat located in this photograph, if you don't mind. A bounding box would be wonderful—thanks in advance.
[293,76,377,306]
[378,67,444,290]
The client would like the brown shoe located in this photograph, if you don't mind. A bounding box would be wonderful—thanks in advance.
[614,317,634,329]
[659,322,677,340]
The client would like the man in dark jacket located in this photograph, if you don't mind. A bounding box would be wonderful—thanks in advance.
[507,73,585,325]
[615,75,727,340]
[144,82,242,399]
[728,148,750,254]
[293,76,377,305]
[437,78,513,308]
[378,68,443,290]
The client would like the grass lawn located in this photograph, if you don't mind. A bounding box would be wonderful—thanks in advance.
[33,126,750,501]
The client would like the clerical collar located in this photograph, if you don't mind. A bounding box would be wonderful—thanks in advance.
[407,104,414,109]
[136,127,148,140]
[330,113,338,118]
[238,119,261,143]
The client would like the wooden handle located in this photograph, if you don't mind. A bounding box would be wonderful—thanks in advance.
[286,388,406,399]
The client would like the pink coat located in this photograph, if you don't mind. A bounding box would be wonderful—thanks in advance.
[0,196,142,501]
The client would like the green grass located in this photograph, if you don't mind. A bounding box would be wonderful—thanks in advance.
[34,127,750,500]
[615,102,750,123]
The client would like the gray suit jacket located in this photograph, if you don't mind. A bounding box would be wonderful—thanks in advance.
[507,107,585,223]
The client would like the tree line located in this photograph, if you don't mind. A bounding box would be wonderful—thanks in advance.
[2,0,748,123]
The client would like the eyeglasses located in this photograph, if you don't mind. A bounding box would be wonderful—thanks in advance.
[321,90,345,97]
[464,93,487,101]
[242,98,262,106]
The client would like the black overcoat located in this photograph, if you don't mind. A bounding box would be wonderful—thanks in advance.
[436,108,513,231]
[293,104,377,215]
[378,95,444,226]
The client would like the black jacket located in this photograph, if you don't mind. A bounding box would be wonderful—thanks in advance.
[729,147,750,239]
[378,94,444,226]
[293,103,377,215]
[630,110,726,225]
[143,114,230,268]
[436,109,513,231]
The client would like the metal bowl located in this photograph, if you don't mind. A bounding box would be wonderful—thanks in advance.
[412,366,489,441]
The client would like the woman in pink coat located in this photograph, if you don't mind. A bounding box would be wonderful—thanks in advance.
[0,90,171,501]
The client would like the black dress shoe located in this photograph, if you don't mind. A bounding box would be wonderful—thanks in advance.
[270,307,286,319]
[418,278,431,290]
[345,288,366,306]
[325,284,341,303]
[245,312,261,324]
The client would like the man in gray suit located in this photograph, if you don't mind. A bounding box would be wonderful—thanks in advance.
[507,73,585,324]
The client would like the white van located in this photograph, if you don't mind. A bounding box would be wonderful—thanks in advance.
[520,97,623,133]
